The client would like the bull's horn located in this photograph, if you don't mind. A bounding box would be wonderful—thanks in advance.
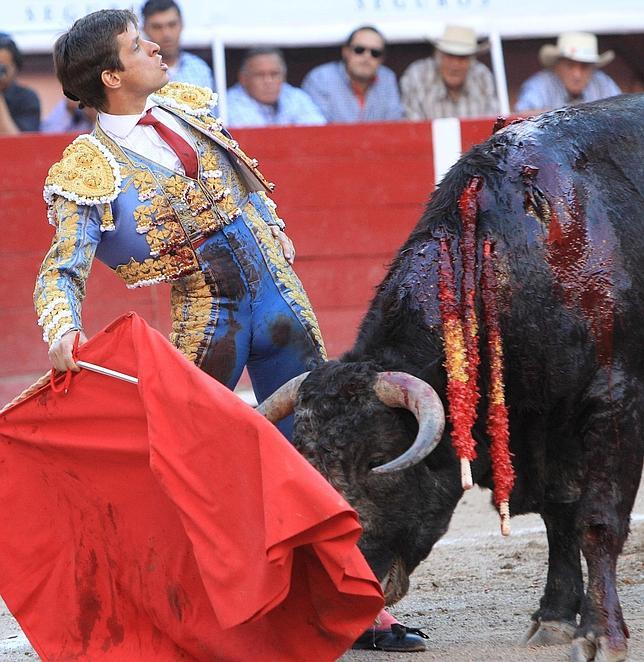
[371,371,445,473]
[256,372,310,422]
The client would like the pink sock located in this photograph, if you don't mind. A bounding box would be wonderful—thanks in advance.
[374,608,399,630]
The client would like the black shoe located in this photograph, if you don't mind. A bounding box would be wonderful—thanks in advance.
[352,623,429,652]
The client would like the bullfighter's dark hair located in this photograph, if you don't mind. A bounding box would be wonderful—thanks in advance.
[53,9,136,112]
[239,47,286,74]
[141,0,182,20]
[0,33,23,70]
[345,25,386,48]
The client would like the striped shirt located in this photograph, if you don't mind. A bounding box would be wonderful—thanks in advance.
[515,69,621,113]
[400,57,499,120]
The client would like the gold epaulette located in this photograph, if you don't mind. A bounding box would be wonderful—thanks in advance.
[151,81,218,117]
[43,134,121,207]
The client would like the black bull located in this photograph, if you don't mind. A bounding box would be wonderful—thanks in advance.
[260,94,644,661]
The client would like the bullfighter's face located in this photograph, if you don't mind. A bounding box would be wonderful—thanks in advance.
[104,22,169,102]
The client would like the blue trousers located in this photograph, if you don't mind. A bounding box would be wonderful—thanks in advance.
[169,204,325,438]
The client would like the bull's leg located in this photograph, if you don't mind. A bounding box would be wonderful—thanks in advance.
[522,501,582,647]
[570,371,643,662]
[572,525,629,662]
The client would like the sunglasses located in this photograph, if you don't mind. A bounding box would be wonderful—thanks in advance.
[350,45,384,59]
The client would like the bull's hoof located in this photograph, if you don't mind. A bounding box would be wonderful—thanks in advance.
[522,619,575,647]
[570,635,627,662]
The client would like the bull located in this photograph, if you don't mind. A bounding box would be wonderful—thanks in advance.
[259,94,644,661]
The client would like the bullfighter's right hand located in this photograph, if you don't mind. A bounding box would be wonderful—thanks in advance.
[48,328,88,373]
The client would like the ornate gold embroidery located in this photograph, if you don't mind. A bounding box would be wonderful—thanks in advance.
[165,175,191,199]
[115,247,199,287]
[132,171,155,189]
[101,203,115,231]
[170,271,217,363]
[152,82,216,114]
[200,115,222,129]
[146,224,187,257]
[131,170,158,200]
[146,196,175,223]
[45,136,119,204]
[200,152,220,173]
[175,111,274,192]
[243,204,326,358]
[133,205,154,233]
[35,198,95,344]
[185,186,211,214]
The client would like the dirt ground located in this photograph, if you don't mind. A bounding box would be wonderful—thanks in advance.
[1,478,642,661]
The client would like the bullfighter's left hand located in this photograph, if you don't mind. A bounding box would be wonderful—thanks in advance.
[270,226,295,264]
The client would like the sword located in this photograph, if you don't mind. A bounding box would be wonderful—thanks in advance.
[76,360,138,384]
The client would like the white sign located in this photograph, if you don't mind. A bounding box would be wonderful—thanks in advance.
[7,0,644,51]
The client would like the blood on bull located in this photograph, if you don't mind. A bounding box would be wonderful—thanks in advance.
[259,94,644,662]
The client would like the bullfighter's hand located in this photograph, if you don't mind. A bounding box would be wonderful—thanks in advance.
[48,328,88,373]
[270,226,295,264]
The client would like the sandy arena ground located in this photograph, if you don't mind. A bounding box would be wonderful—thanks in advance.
[1,477,642,661]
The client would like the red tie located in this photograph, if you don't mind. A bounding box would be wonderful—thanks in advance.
[137,109,198,179]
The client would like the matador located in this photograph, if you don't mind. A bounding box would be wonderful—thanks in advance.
[34,10,325,437]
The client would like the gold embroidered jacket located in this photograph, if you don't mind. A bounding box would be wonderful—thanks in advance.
[34,82,286,345]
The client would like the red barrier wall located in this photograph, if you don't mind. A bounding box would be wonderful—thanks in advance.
[0,120,493,399]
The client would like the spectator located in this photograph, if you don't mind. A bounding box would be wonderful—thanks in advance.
[141,0,214,89]
[41,98,97,133]
[0,33,40,134]
[515,32,621,113]
[227,48,326,128]
[302,25,403,123]
[400,25,498,120]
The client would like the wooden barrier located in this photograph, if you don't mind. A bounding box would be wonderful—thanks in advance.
[0,119,494,399]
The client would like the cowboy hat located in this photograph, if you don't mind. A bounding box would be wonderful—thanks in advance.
[539,32,614,67]
[431,25,489,56]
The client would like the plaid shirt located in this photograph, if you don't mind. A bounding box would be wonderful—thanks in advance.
[400,57,498,120]
[168,51,215,90]
[515,69,621,113]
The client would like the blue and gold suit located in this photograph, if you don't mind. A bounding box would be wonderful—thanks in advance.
[34,83,326,425]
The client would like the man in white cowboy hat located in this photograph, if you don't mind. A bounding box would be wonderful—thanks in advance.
[515,31,621,113]
[400,24,498,120]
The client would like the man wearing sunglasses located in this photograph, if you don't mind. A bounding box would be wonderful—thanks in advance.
[302,25,403,123]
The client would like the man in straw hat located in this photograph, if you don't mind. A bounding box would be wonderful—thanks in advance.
[515,31,621,113]
[400,24,498,120]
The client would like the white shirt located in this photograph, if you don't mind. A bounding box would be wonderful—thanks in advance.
[97,99,197,174]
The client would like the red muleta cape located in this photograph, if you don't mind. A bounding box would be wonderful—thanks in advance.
[0,312,383,661]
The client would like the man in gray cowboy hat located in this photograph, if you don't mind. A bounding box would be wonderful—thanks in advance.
[400,24,498,120]
[515,31,621,113]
